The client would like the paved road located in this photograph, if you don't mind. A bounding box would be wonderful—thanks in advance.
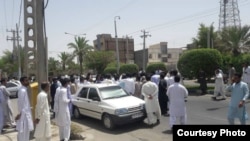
[9,93,250,141]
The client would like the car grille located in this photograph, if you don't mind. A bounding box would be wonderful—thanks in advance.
[128,106,141,113]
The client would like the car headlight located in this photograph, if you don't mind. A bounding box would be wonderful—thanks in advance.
[115,108,128,115]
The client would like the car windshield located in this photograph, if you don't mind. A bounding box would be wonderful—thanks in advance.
[99,86,129,100]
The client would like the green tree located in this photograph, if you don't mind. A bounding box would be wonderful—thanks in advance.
[68,37,93,75]
[119,64,139,75]
[146,62,167,73]
[0,50,17,77]
[84,51,115,74]
[58,52,71,71]
[178,49,222,79]
[217,25,250,56]
[192,23,217,48]
[48,57,60,76]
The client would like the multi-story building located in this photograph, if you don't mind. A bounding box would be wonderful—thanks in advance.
[134,49,148,70]
[93,34,134,64]
[148,42,168,64]
[166,48,184,70]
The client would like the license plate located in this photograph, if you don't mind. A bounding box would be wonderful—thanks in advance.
[132,113,143,119]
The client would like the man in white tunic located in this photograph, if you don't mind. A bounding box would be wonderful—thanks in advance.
[34,82,51,141]
[141,74,161,125]
[212,69,226,100]
[0,78,16,127]
[54,78,71,141]
[0,88,5,134]
[167,75,188,130]
[15,76,34,141]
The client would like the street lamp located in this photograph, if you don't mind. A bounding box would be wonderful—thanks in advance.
[114,16,120,74]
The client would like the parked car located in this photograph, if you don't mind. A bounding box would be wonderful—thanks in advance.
[6,81,21,98]
[71,83,146,129]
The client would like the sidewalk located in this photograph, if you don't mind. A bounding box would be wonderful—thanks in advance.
[0,123,60,141]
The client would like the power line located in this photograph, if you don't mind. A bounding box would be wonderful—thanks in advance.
[127,0,250,36]
[18,0,23,28]
[11,0,15,28]
[81,0,138,33]
[3,0,8,28]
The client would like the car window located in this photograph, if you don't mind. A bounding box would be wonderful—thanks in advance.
[99,86,129,100]
[78,87,89,98]
[6,83,17,88]
[88,88,100,100]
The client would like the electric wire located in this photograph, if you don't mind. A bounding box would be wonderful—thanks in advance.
[81,0,138,33]
[18,0,23,29]
[11,0,15,28]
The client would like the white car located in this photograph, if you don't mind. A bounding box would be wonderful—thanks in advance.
[6,81,21,98]
[71,83,146,129]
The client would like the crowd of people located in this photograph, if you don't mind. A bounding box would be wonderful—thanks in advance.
[0,65,249,140]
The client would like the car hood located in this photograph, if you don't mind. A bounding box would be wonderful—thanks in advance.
[103,96,145,109]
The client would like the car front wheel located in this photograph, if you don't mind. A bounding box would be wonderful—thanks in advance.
[102,114,115,130]
[73,106,81,119]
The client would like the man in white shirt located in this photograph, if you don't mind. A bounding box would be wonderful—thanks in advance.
[15,76,34,141]
[54,78,71,141]
[0,88,5,134]
[0,78,16,128]
[141,74,161,126]
[34,82,51,141]
[167,75,188,131]
[212,69,226,100]
[242,62,250,89]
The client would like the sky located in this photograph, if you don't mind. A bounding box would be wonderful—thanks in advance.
[1,0,250,60]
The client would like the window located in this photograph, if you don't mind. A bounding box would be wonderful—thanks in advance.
[78,87,89,98]
[149,54,152,59]
[158,53,161,58]
[161,45,167,54]
[88,88,99,100]
[162,57,168,62]
[168,54,172,58]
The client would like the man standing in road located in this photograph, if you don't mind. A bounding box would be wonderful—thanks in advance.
[0,78,16,128]
[212,69,226,100]
[141,74,161,126]
[167,75,188,131]
[0,87,5,134]
[15,76,34,141]
[54,78,71,141]
[34,82,51,141]
[226,73,249,125]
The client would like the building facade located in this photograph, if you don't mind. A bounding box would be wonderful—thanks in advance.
[166,48,184,70]
[148,42,168,64]
[93,34,134,64]
[134,49,148,70]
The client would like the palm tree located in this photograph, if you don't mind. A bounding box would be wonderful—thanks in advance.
[192,23,217,49]
[58,52,71,71]
[48,57,60,75]
[218,25,250,56]
[67,36,93,75]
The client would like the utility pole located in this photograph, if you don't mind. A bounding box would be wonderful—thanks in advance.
[7,28,21,79]
[36,0,47,87]
[125,35,129,64]
[114,16,120,74]
[16,24,22,79]
[140,30,151,72]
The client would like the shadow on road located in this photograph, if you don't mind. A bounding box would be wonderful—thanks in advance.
[72,116,150,134]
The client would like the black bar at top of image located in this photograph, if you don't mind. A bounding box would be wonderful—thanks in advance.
[173,125,250,141]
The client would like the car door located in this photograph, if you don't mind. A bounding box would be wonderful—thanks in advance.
[75,87,89,116]
[87,88,102,119]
